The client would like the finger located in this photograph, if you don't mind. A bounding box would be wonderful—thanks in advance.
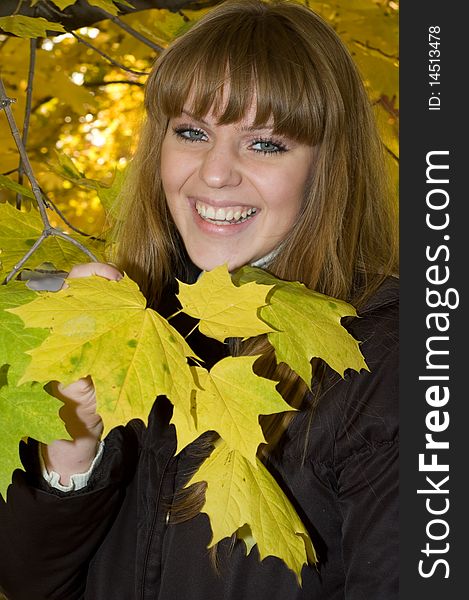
[49,377,95,401]
[67,262,123,281]
[57,377,95,397]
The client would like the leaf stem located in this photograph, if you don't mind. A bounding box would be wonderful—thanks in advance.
[166,308,184,321]
[184,321,201,340]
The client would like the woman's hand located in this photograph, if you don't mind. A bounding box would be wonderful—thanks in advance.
[40,262,122,485]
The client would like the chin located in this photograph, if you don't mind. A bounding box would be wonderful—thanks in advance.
[191,252,246,273]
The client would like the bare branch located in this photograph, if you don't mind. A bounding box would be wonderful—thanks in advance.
[105,12,164,53]
[70,31,150,76]
[0,76,50,228]
[2,226,100,285]
[43,190,105,241]
[2,168,19,176]
[52,229,99,262]
[84,79,144,87]
[384,144,398,163]
[16,38,37,209]
[351,39,399,62]
[2,231,47,284]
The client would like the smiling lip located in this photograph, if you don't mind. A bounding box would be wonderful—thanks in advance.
[192,198,258,226]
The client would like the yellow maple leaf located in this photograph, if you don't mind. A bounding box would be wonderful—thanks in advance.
[173,358,293,462]
[188,440,317,584]
[170,365,204,454]
[10,275,198,434]
[234,267,368,386]
[177,265,275,342]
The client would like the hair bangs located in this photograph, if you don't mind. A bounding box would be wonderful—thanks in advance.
[148,7,325,146]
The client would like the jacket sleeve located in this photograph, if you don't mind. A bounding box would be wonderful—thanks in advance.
[0,420,143,600]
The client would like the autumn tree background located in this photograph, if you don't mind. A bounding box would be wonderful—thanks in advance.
[1,0,398,246]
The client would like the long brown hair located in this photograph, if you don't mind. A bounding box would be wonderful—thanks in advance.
[112,0,398,519]
[114,0,397,306]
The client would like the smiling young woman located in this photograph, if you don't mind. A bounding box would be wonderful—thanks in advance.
[114,0,397,306]
[0,2,398,599]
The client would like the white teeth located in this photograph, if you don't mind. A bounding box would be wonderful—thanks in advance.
[205,205,216,219]
[195,202,257,224]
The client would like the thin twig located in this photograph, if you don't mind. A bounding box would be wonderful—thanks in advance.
[12,0,25,17]
[351,39,399,62]
[44,190,105,241]
[52,230,100,261]
[2,232,47,284]
[70,31,150,76]
[84,79,144,88]
[1,227,99,285]
[0,76,50,227]
[105,12,164,53]
[2,168,19,176]
[16,38,37,209]
[384,144,399,163]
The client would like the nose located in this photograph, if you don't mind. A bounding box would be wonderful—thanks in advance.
[198,140,242,188]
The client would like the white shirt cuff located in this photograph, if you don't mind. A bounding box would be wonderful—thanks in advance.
[39,441,105,492]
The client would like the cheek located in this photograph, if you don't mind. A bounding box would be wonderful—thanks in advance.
[283,158,314,215]
[160,143,174,194]
[265,172,307,220]
[161,146,195,198]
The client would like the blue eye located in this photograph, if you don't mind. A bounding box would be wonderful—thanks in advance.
[174,127,207,142]
[251,139,287,154]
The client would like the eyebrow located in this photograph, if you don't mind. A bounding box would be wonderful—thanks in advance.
[180,110,275,133]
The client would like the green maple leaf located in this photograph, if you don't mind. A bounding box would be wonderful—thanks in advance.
[30,1,135,16]
[10,275,198,435]
[173,357,293,462]
[31,1,76,9]
[177,264,275,342]
[0,281,46,378]
[188,440,317,583]
[0,15,65,38]
[0,281,68,499]
[47,150,127,222]
[0,203,106,276]
[0,378,68,500]
[0,175,35,200]
[87,0,133,16]
[96,167,128,221]
[234,267,368,386]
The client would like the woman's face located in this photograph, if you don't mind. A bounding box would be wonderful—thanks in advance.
[161,102,316,272]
